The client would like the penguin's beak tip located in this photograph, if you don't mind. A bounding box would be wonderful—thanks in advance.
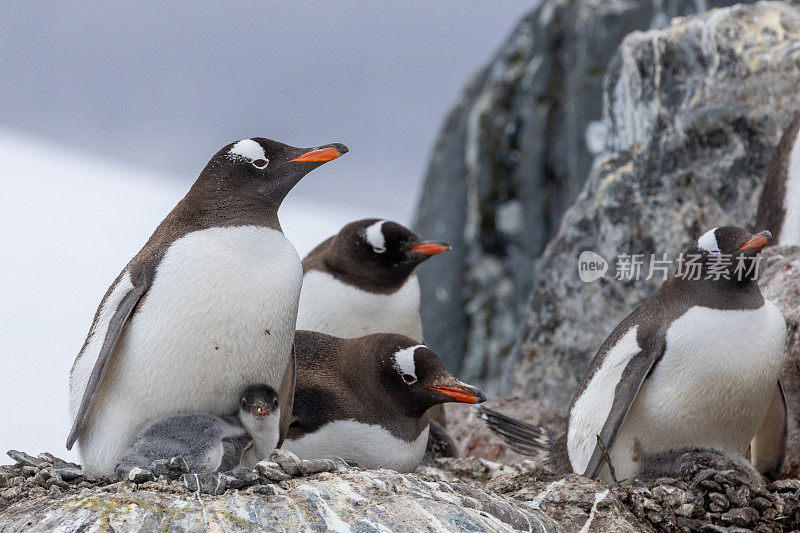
[429,383,486,404]
[409,241,452,256]
[738,230,772,250]
[291,143,348,163]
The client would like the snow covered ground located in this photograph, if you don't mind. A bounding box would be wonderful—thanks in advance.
[0,130,401,462]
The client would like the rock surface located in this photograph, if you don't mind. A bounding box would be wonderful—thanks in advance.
[5,449,800,532]
[504,2,800,409]
[412,0,780,389]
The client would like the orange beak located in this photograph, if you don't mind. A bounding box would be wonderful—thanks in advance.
[409,241,451,255]
[291,146,345,163]
[251,406,271,417]
[738,230,772,251]
[429,383,486,404]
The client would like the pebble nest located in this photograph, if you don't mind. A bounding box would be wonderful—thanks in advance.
[616,471,800,532]
[0,449,354,512]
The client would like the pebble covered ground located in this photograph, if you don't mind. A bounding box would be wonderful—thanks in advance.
[0,449,353,512]
[618,471,800,532]
[4,450,800,531]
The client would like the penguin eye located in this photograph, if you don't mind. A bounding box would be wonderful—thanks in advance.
[251,158,269,169]
[401,374,416,385]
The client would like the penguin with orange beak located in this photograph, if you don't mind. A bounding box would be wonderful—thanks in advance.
[284,331,485,473]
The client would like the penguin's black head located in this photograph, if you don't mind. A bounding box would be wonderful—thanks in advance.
[327,219,450,286]
[682,226,771,282]
[202,138,348,208]
[239,384,280,418]
[377,338,485,418]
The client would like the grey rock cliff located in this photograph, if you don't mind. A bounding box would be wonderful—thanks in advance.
[412,0,778,388]
[503,1,800,409]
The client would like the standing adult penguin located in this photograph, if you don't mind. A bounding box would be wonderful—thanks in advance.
[481,227,787,482]
[297,218,449,340]
[67,138,347,475]
[756,111,800,245]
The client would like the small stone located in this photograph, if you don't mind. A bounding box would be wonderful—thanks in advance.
[707,492,729,511]
[699,479,724,492]
[271,450,301,476]
[250,484,279,495]
[226,466,259,485]
[7,450,41,468]
[54,466,83,482]
[708,502,725,513]
[33,469,51,488]
[719,507,757,527]
[20,466,38,477]
[751,496,772,512]
[218,473,249,490]
[762,507,777,520]
[296,459,336,476]
[47,485,62,497]
[39,453,79,470]
[149,456,189,480]
[127,468,155,484]
[674,503,695,517]
[255,460,290,482]
[769,479,800,492]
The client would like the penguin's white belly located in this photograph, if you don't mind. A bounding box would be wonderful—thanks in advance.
[283,420,429,473]
[608,303,786,482]
[71,226,301,474]
[296,271,423,341]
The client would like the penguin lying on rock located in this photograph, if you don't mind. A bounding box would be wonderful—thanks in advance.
[115,385,280,477]
[482,227,787,483]
[283,330,486,473]
[67,138,347,475]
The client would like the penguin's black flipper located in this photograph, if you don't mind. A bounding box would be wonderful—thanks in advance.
[751,379,787,480]
[478,406,561,459]
[276,342,296,448]
[66,269,152,450]
[582,337,665,479]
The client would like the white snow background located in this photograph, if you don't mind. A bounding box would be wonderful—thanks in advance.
[0,129,399,461]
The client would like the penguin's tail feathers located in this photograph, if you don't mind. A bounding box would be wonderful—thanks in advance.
[478,405,559,461]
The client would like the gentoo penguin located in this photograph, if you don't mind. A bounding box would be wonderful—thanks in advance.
[296,218,450,340]
[756,111,800,245]
[67,138,347,475]
[481,227,787,482]
[115,385,280,475]
[283,330,486,473]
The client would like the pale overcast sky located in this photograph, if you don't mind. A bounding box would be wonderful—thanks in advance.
[0,1,534,220]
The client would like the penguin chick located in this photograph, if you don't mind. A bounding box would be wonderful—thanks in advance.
[283,331,485,473]
[238,385,281,468]
[482,227,787,483]
[297,218,450,340]
[115,385,280,476]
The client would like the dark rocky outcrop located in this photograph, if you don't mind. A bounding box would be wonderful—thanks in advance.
[503,2,800,410]
[413,0,789,389]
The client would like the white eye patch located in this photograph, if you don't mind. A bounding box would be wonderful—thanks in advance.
[697,228,720,253]
[364,220,386,253]
[227,139,268,168]
[392,345,424,383]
